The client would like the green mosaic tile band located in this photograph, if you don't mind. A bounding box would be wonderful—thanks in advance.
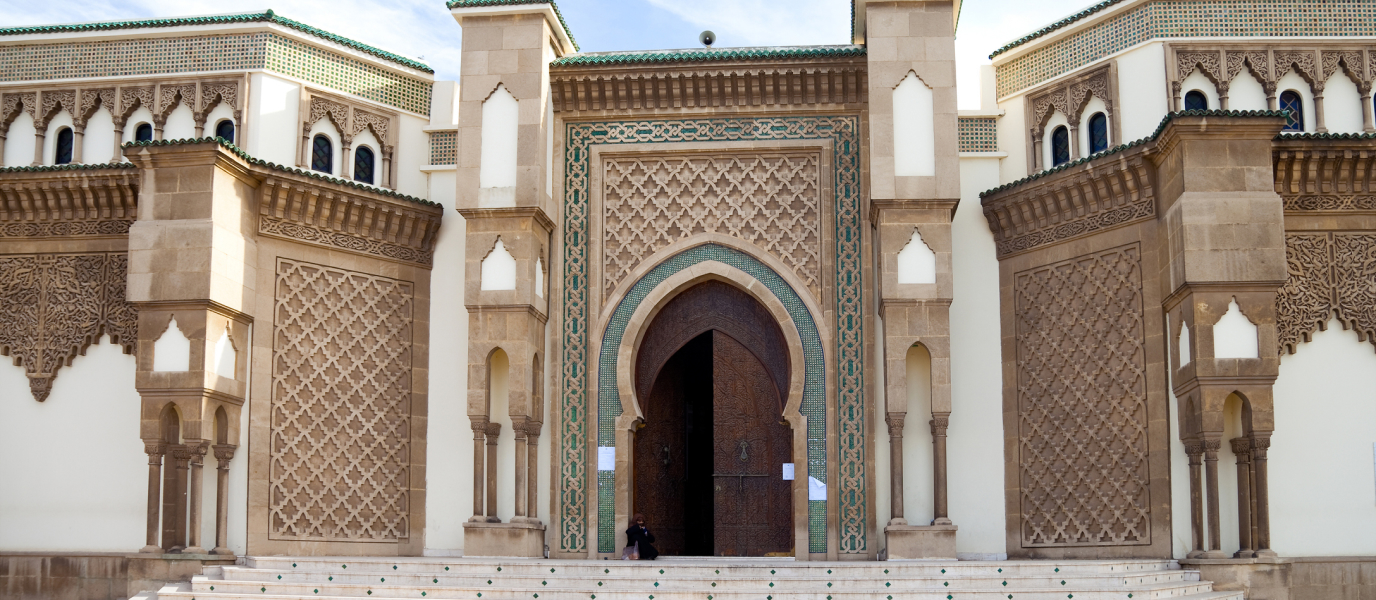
[995,0,1376,98]
[0,33,432,115]
[596,243,827,554]
[958,117,999,152]
[560,115,864,556]
[553,45,865,67]
[429,131,457,164]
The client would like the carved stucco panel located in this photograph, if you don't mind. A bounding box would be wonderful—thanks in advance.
[1277,232,1376,355]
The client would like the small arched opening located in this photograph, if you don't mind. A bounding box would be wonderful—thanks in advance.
[1051,125,1071,166]
[214,119,236,143]
[1184,90,1209,111]
[134,123,154,142]
[53,127,74,165]
[1088,112,1110,154]
[1280,91,1305,132]
[311,134,333,173]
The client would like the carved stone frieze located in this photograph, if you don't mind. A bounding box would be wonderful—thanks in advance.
[1014,243,1151,547]
[256,176,442,267]
[549,61,870,113]
[1274,139,1376,212]
[1177,51,1223,85]
[0,252,137,401]
[1277,232,1376,355]
[0,168,140,239]
[307,96,351,138]
[351,109,390,146]
[1273,50,1318,83]
[36,90,76,128]
[1028,64,1113,136]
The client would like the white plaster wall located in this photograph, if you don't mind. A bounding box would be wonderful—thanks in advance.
[1180,71,1220,109]
[307,119,344,177]
[1227,71,1269,112]
[896,229,937,284]
[121,108,156,147]
[902,345,936,525]
[951,155,1008,557]
[83,108,117,164]
[246,73,300,166]
[4,112,35,167]
[1077,96,1111,155]
[1215,394,1246,554]
[893,72,936,177]
[997,94,1029,183]
[480,238,517,291]
[163,104,196,140]
[1270,320,1376,556]
[41,112,74,166]
[1114,43,1170,141]
[489,350,517,523]
[479,85,518,208]
[1213,299,1259,359]
[423,208,473,556]
[1166,316,1192,558]
[396,114,429,197]
[0,337,146,551]
[1322,72,1364,134]
[1276,72,1316,132]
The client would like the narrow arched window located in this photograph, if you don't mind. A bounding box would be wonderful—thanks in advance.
[54,127,73,165]
[311,134,333,173]
[1088,113,1109,154]
[214,120,235,143]
[135,123,153,142]
[1184,90,1208,111]
[1051,126,1070,167]
[354,146,375,184]
[1280,91,1304,132]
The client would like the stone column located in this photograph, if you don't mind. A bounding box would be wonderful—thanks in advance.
[341,143,353,180]
[112,119,125,161]
[1172,81,1184,112]
[1252,434,1276,557]
[1068,122,1081,161]
[166,444,191,551]
[1185,441,1205,558]
[1218,82,1231,111]
[183,442,209,554]
[153,117,165,141]
[1032,134,1043,172]
[381,149,393,189]
[299,125,312,168]
[469,419,488,522]
[512,417,529,521]
[1265,82,1279,111]
[141,441,166,553]
[525,421,542,523]
[885,413,906,526]
[1362,85,1375,133]
[930,414,951,525]
[72,125,85,164]
[1313,82,1328,133]
[211,444,237,555]
[1230,437,1254,558]
[485,422,501,523]
[31,128,45,166]
[1202,436,1225,557]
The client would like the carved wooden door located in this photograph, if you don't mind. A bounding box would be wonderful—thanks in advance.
[712,332,793,556]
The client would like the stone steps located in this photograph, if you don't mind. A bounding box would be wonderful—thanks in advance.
[150,557,1243,600]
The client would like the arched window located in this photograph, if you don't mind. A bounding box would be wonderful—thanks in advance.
[134,123,153,142]
[1051,126,1070,167]
[354,146,375,184]
[214,120,235,143]
[1280,91,1304,132]
[1088,113,1109,154]
[1184,90,1208,111]
[54,127,73,165]
[311,134,333,173]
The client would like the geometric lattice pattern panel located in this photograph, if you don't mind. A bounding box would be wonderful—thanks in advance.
[0,252,137,402]
[269,259,414,541]
[1014,243,1150,547]
[995,0,1376,98]
[562,116,863,555]
[1278,232,1376,355]
[602,152,822,299]
[429,131,457,165]
[958,117,999,152]
[0,34,431,114]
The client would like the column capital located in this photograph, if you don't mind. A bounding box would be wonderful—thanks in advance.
[212,443,238,464]
[1229,437,1253,460]
[885,413,906,436]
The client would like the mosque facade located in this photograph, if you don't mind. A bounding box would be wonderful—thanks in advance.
[1,0,1375,598]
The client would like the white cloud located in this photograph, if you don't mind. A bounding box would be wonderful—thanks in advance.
[644,0,850,48]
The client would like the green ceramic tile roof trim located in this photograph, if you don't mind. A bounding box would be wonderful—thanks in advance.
[0,10,433,74]
[446,0,579,51]
[123,137,442,208]
[1278,131,1376,141]
[980,109,1289,198]
[0,162,136,174]
[988,0,1126,59]
[553,45,865,67]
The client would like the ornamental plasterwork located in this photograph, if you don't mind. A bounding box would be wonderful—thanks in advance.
[1028,63,1113,136]
[1,80,242,131]
[300,90,399,154]
[1173,45,1375,98]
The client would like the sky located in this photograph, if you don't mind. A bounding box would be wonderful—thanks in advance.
[0,0,1104,109]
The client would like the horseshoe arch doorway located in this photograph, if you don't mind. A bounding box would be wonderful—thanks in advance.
[631,280,794,557]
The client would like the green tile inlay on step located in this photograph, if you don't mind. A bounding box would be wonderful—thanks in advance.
[293,563,298,568]
[543,581,548,586]
[344,565,348,569]
[367,591,372,596]
[277,575,282,580]
[394,565,398,570]
[433,579,438,583]
[445,567,450,571]
[598,582,603,586]
[260,587,266,593]
[1002,581,1007,586]
[329,577,334,581]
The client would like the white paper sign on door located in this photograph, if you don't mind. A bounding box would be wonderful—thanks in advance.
[782,463,795,480]
[597,446,616,471]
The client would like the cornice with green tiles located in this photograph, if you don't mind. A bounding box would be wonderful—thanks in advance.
[446,0,579,51]
[552,45,865,67]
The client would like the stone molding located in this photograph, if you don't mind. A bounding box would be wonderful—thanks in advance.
[0,166,139,239]
[550,60,869,113]
[256,174,443,267]
[981,143,1154,258]
[1273,136,1376,212]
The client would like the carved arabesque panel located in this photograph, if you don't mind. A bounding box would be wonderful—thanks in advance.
[1015,244,1150,547]
[602,152,822,300]
[0,253,137,401]
[1277,233,1376,355]
[269,260,414,541]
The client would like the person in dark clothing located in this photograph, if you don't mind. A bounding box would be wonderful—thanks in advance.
[625,513,659,560]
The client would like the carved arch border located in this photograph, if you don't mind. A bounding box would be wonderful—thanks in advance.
[1023,63,1119,173]
[296,88,400,188]
[594,241,826,559]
